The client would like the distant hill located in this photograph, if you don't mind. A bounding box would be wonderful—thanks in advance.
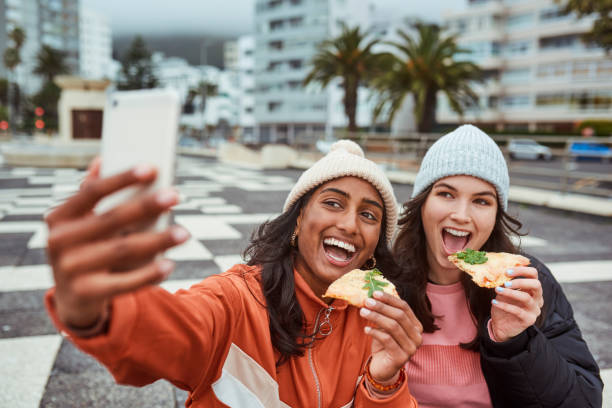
[113,34,232,68]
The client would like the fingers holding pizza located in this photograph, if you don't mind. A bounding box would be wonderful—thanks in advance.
[490,266,544,342]
[360,290,423,382]
[448,249,544,342]
[324,269,423,383]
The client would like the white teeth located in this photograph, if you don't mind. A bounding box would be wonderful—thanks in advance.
[323,237,356,253]
[444,228,470,237]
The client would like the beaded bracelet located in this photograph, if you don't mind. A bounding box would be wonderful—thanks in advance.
[365,359,406,392]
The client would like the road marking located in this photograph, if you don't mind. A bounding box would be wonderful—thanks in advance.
[603,368,612,408]
[548,260,612,283]
[0,335,62,408]
[0,265,53,292]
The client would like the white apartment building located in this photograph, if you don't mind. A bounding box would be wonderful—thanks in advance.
[254,0,371,142]
[225,35,256,140]
[0,0,80,95]
[79,7,113,80]
[441,0,612,132]
[151,53,243,135]
[1,0,41,95]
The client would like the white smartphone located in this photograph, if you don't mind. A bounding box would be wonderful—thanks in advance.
[96,89,181,232]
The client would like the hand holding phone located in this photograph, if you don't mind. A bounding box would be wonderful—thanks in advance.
[96,89,181,232]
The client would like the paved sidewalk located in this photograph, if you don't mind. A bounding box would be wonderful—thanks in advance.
[0,156,610,408]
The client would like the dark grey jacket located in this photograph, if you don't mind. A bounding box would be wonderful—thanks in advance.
[480,254,603,407]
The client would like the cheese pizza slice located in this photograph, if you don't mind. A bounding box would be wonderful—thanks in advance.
[448,250,530,288]
[323,268,399,307]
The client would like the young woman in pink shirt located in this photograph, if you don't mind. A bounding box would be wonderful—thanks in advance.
[393,125,602,407]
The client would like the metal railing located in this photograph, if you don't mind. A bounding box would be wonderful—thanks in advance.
[283,131,612,198]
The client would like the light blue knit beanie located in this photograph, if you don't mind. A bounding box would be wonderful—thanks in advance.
[412,124,509,209]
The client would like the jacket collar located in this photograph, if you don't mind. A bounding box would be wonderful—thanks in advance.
[293,269,348,329]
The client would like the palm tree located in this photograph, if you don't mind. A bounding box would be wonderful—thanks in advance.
[373,22,482,133]
[304,23,392,133]
[34,45,70,83]
[2,26,26,124]
[556,0,612,52]
[32,45,69,132]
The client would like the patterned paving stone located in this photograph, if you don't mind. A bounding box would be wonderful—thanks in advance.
[0,156,609,407]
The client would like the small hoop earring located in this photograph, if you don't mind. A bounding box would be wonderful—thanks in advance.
[290,231,297,247]
[365,256,376,270]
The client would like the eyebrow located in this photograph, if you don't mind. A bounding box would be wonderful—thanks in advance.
[433,182,497,198]
[320,187,384,210]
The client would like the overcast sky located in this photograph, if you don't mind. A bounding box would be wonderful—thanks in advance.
[82,0,466,37]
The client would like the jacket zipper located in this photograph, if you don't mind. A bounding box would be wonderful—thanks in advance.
[308,305,334,408]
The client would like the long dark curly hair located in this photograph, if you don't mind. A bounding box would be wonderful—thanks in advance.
[392,184,538,351]
[243,186,405,366]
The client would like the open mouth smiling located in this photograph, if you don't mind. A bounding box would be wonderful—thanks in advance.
[323,237,357,266]
[441,227,471,254]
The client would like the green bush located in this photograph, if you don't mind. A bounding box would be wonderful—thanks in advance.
[576,120,612,136]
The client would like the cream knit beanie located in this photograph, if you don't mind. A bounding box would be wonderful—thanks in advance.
[412,124,509,209]
[283,140,398,242]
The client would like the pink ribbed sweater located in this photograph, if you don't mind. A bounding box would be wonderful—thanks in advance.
[405,282,492,408]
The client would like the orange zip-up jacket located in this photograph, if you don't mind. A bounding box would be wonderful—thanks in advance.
[45,264,418,408]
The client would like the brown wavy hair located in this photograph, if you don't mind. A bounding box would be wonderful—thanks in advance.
[244,186,405,366]
[393,184,530,351]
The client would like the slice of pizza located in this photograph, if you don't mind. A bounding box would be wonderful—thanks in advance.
[323,268,399,307]
[448,249,530,288]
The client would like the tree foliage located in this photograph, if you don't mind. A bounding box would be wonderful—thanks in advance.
[556,0,612,52]
[31,81,61,130]
[2,26,26,71]
[34,45,70,83]
[304,23,392,132]
[118,35,158,90]
[372,22,482,133]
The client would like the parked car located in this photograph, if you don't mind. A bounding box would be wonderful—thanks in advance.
[507,139,553,160]
[568,141,612,162]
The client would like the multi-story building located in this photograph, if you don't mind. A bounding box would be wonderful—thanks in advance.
[254,0,371,142]
[0,0,80,95]
[440,0,612,132]
[38,0,80,76]
[225,35,256,140]
[79,7,112,80]
[1,0,41,95]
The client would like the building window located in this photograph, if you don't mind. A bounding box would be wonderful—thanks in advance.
[539,35,578,51]
[504,40,531,56]
[268,101,282,112]
[267,61,283,71]
[502,95,531,108]
[488,96,499,109]
[288,80,302,89]
[269,19,284,31]
[268,40,283,50]
[537,62,568,79]
[540,7,568,22]
[289,59,303,69]
[506,13,534,29]
[501,68,531,83]
[289,16,304,27]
